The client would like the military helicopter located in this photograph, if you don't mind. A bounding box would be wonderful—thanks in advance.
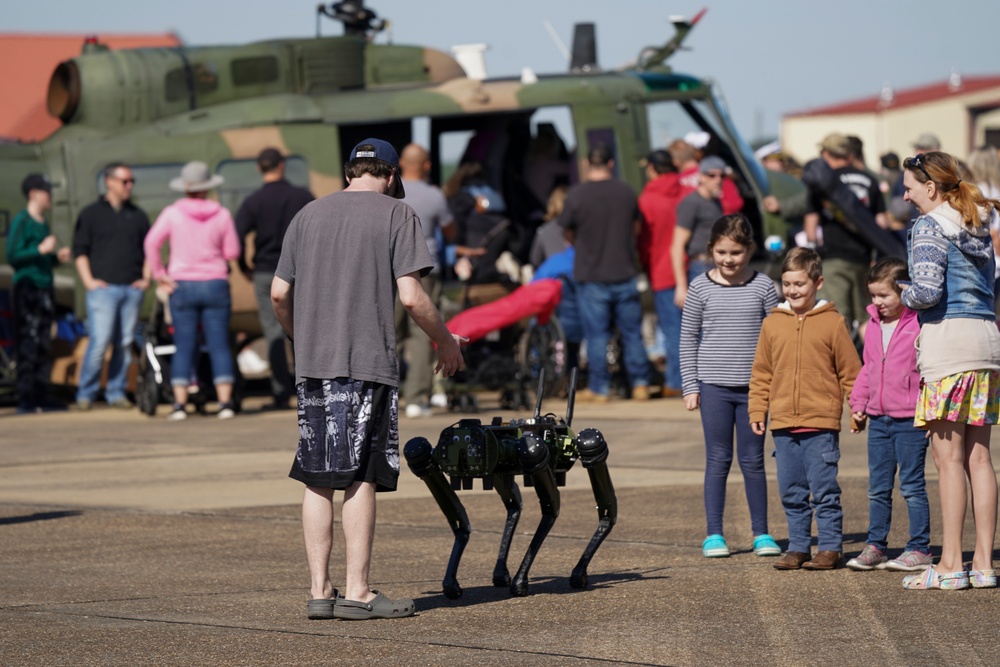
[0,0,794,339]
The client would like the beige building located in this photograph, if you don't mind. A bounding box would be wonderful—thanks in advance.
[781,74,1000,166]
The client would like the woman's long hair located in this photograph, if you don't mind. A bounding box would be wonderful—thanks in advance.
[906,151,1000,227]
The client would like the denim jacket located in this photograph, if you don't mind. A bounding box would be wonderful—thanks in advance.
[902,204,996,325]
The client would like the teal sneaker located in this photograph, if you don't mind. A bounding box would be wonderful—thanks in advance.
[753,534,782,557]
[702,534,730,558]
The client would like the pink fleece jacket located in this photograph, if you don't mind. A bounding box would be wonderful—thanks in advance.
[145,197,240,282]
[849,302,921,418]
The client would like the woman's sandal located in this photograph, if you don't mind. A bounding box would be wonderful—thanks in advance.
[903,567,970,590]
[307,589,339,619]
[334,590,415,620]
[969,569,998,588]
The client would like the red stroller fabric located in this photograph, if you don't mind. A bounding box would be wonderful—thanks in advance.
[447,279,563,344]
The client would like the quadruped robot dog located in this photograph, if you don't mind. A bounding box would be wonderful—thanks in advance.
[403,370,617,599]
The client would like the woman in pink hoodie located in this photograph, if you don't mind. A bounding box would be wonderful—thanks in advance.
[145,161,241,421]
[847,258,930,573]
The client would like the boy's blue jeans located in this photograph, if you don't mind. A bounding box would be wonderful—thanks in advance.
[865,415,931,553]
[773,429,843,553]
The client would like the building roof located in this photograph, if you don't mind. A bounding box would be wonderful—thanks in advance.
[786,74,1000,118]
[0,32,182,143]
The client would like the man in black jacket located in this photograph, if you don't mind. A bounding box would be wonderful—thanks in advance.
[236,148,314,409]
[73,163,150,410]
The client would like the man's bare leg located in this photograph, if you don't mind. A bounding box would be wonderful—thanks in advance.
[302,486,336,600]
[342,480,377,603]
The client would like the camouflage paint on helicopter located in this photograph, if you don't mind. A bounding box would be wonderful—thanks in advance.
[0,2,795,335]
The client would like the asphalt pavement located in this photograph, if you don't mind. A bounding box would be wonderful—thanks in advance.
[2,393,999,666]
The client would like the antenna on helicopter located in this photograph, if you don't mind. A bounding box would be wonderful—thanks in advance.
[316,1,387,39]
[635,8,706,71]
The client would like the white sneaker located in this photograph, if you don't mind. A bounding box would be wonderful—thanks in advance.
[218,407,235,420]
[167,408,187,421]
[405,403,432,418]
[430,393,449,408]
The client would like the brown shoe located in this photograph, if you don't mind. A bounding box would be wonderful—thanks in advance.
[631,386,650,401]
[660,387,684,398]
[575,389,609,404]
[773,551,811,570]
[802,551,843,570]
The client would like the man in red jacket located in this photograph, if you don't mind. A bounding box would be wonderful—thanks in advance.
[638,150,684,396]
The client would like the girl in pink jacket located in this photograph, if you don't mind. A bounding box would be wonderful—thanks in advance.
[846,257,931,573]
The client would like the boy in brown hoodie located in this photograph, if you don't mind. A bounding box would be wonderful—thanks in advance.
[749,248,861,571]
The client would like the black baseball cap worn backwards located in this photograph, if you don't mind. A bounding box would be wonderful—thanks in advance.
[349,138,405,199]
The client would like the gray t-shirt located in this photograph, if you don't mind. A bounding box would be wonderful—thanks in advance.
[676,191,723,258]
[274,190,433,386]
[402,178,453,274]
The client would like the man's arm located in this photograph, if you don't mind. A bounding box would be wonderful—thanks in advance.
[234,202,254,277]
[271,276,294,338]
[397,272,465,376]
[670,227,692,307]
[803,212,820,247]
[74,255,107,291]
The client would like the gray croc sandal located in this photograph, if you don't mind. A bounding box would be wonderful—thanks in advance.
[334,590,415,620]
[307,590,338,620]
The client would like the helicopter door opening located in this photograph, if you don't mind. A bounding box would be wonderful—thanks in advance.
[429,106,574,222]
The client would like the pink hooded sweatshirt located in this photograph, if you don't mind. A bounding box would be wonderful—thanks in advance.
[145,197,240,282]
[849,302,921,419]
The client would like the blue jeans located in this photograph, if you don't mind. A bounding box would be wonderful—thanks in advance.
[77,285,145,403]
[866,415,931,553]
[578,278,649,394]
[773,430,843,552]
[653,288,682,390]
[169,280,233,387]
[700,383,768,536]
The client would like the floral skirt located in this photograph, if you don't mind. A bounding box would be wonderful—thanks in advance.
[914,370,1000,428]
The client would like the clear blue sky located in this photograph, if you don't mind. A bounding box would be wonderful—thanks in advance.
[7,0,999,142]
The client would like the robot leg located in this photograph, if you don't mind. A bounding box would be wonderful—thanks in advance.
[510,433,561,597]
[492,475,523,587]
[404,437,472,600]
[570,428,618,589]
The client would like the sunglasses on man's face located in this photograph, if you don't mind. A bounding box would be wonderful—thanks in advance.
[903,154,931,181]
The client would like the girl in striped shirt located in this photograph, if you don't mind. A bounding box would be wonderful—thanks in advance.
[680,214,781,558]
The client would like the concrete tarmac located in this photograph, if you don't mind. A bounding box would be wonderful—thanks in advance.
[2,394,999,666]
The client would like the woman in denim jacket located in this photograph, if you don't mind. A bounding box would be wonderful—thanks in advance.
[899,151,1000,590]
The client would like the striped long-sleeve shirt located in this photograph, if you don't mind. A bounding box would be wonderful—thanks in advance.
[680,270,779,395]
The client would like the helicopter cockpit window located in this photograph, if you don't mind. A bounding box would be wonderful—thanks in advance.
[646,99,762,201]
[231,56,280,87]
[216,157,310,214]
[646,100,708,156]
[165,64,220,103]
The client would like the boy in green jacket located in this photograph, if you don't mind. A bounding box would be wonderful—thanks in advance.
[749,247,861,571]
[7,174,71,414]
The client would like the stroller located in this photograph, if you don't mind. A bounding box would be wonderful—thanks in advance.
[444,278,568,413]
[134,293,243,416]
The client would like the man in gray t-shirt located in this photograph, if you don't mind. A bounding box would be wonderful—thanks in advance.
[271,138,463,620]
[671,156,726,308]
[396,143,456,416]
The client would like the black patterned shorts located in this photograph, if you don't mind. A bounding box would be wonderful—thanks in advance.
[288,377,400,491]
